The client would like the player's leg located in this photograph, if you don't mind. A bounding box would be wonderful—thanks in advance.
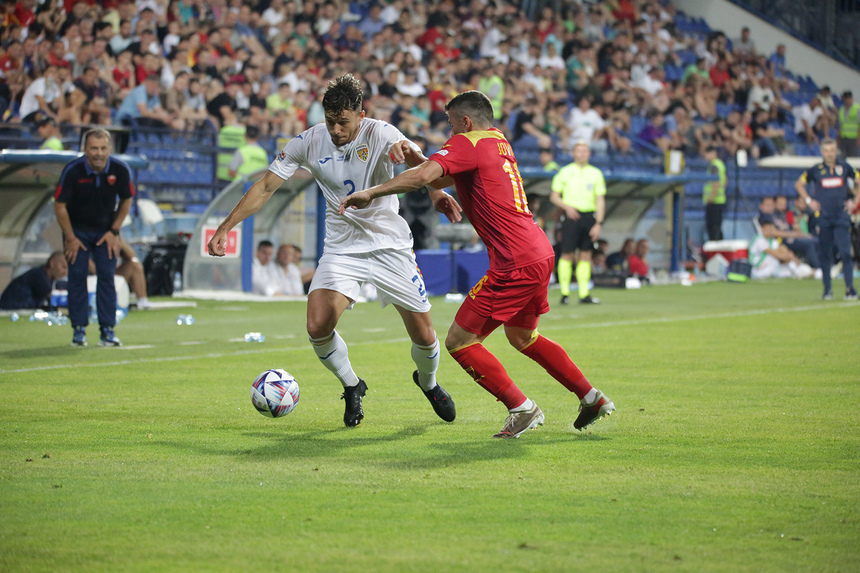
[833,223,856,297]
[557,218,577,304]
[92,238,121,345]
[67,231,92,345]
[575,214,597,303]
[445,281,541,438]
[307,288,359,386]
[396,306,455,422]
[818,222,835,298]
[370,248,454,421]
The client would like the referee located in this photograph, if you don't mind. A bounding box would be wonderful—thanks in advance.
[54,128,135,347]
[550,141,606,304]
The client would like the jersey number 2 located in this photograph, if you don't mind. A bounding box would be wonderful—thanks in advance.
[344,180,356,196]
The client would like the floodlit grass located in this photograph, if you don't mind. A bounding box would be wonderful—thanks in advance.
[1,279,858,572]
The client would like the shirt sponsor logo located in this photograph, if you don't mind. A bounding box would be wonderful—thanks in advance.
[78,178,93,184]
[436,149,449,156]
[821,177,843,188]
[356,144,369,162]
[107,175,116,185]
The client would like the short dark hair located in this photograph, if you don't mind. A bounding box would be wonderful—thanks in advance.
[445,90,494,126]
[257,240,274,250]
[245,124,260,139]
[322,74,363,115]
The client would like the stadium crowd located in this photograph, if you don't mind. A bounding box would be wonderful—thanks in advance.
[0,0,853,165]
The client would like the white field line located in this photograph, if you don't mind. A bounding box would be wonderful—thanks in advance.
[1,303,854,375]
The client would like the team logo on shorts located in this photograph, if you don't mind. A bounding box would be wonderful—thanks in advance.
[356,144,369,162]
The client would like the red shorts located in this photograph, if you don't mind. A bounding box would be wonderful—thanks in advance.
[455,256,554,338]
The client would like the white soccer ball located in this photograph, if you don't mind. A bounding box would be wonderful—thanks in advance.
[250,369,300,418]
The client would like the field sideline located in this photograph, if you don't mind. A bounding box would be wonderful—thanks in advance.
[1,279,858,572]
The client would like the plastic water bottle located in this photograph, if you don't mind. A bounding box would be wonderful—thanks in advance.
[173,272,183,296]
[30,309,49,322]
[10,312,19,322]
[244,332,265,343]
[175,314,195,325]
[116,309,127,323]
[44,311,68,326]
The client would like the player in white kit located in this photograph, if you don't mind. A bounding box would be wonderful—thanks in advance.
[208,75,462,427]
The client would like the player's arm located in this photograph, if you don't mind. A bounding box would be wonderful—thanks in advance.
[208,171,285,256]
[390,140,455,189]
[794,171,820,212]
[590,193,605,241]
[339,161,444,213]
[54,201,86,265]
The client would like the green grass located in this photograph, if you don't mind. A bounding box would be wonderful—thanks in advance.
[1,279,858,572]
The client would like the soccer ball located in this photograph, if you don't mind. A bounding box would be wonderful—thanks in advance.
[250,369,300,418]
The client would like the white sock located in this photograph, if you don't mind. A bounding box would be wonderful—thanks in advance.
[509,398,534,413]
[411,337,440,391]
[310,330,360,387]
[582,388,598,404]
[137,297,150,307]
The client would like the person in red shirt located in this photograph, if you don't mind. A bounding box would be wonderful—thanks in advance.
[628,239,650,278]
[341,91,616,438]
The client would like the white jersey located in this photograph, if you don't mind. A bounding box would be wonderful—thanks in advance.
[268,118,415,255]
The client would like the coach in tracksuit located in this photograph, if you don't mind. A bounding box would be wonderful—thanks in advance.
[795,137,858,300]
[54,128,135,347]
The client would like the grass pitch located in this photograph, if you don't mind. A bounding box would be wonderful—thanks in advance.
[1,279,858,572]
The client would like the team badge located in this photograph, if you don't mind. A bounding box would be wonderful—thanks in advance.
[836,165,843,176]
[356,144,369,162]
[107,175,116,185]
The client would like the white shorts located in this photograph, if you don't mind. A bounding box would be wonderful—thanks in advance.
[309,248,431,313]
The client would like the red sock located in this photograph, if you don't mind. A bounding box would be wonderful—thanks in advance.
[520,335,592,399]
[449,344,527,409]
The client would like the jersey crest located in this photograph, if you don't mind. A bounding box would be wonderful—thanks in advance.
[836,165,843,176]
[107,175,116,185]
[356,143,369,162]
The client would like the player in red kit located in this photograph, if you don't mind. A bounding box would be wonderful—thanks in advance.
[340,91,615,438]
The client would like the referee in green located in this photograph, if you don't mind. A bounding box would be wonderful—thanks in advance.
[550,141,606,304]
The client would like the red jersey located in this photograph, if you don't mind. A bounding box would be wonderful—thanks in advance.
[429,128,554,272]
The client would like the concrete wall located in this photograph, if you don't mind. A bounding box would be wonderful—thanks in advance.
[673,0,860,95]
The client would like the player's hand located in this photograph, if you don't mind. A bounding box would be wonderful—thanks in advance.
[208,229,228,257]
[808,198,821,212]
[97,232,121,259]
[589,222,601,242]
[339,191,372,214]
[565,206,580,220]
[430,189,462,223]
[388,141,412,165]
[63,236,86,265]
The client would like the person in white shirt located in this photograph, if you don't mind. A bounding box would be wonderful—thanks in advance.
[251,240,281,296]
[750,220,813,279]
[567,96,609,152]
[208,74,461,428]
[18,63,62,121]
[793,96,824,144]
[273,244,305,296]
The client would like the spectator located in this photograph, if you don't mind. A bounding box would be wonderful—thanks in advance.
[771,194,821,272]
[273,244,304,296]
[628,239,650,279]
[0,252,67,310]
[18,62,61,123]
[837,90,858,158]
[37,115,64,150]
[512,97,552,149]
[74,65,112,125]
[565,95,610,153]
[638,108,671,152]
[793,96,824,144]
[767,43,787,79]
[606,237,635,273]
[116,73,170,128]
[732,26,756,63]
[251,239,279,296]
[749,220,813,279]
[750,108,784,158]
